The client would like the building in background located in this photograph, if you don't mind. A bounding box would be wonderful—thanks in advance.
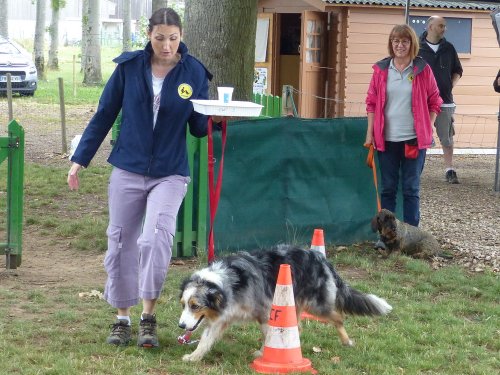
[255,0,500,149]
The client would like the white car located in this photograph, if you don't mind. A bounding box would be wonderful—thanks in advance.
[0,37,38,96]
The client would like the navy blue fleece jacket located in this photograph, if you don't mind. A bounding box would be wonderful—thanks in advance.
[71,41,212,177]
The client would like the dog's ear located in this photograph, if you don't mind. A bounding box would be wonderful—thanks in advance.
[371,214,380,232]
[207,287,227,311]
[179,277,191,299]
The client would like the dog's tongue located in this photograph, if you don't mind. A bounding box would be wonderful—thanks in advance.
[177,330,192,344]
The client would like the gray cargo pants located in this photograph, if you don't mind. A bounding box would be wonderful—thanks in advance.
[103,167,189,308]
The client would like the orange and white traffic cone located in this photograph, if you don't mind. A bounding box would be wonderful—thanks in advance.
[310,228,326,256]
[251,264,317,374]
[302,229,328,323]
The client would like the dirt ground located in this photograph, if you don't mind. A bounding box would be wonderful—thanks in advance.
[1,101,499,294]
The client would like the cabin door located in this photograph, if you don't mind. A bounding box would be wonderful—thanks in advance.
[299,11,328,118]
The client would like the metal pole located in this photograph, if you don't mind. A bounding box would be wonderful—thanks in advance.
[405,0,410,24]
[73,54,77,97]
[494,101,500,192]
[7,73,13,121]
[58,77,68,155]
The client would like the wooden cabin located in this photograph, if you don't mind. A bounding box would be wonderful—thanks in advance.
[255,0,500,148]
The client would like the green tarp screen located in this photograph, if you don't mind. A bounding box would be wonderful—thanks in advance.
[210,117,394,253]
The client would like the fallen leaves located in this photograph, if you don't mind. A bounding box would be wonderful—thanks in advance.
[78,289,103,299]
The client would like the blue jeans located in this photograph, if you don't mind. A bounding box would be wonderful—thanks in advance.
[377,141,426,226]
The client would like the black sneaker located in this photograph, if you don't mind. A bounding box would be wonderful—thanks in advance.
[106,319,131,346]
[138,313,159,348]
[446,170,459,184]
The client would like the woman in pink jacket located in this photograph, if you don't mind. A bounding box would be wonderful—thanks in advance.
[365,24,442,227]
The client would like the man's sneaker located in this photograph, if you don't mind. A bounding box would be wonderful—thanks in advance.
[446,170,459,184]
[106,319,131,346]
[138,313,159,348]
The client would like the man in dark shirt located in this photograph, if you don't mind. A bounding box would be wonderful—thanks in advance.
[419,16,463,184]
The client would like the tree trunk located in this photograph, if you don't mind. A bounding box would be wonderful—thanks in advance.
[34,0,46,80]
[0,0,8,38]
[152,0,168,13]
[184,0,258,101]
[81,0,90,72]
[83,0,102,85]
[48,3,60,70]
[122,0,132,52]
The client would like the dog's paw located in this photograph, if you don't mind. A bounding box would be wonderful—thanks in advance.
[342,339,355,347]
[377,249,390,258]
[182,353,202,362]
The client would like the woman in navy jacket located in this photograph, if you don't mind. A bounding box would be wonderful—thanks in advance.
[67,8,211,348]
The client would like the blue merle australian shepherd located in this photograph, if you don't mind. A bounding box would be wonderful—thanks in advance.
[178,245,392,362]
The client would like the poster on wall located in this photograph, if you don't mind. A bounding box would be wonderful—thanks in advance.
[253,67,268,95]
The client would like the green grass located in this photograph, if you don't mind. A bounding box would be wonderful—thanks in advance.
[23,163,111,251]
[2,162,500,374]
[8,45,121,105]
[36,46,121,105]
[0,225,499,374]
[1,45,499,374]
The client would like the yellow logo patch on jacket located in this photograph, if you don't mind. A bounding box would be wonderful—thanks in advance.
[178,84,193,99]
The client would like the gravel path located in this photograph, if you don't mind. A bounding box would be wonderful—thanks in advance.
[420,154,499,273]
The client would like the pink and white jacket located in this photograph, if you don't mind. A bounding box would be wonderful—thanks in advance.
[365,56,443,152]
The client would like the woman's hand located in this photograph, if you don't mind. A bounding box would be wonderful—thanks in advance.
[365,112,375,147]
[364,134,374,148]
[67,163,82,190]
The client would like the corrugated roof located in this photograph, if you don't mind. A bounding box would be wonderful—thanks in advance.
[323,0,499,11]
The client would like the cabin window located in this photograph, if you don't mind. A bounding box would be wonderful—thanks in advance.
[305,19,323,63]
[410,16,472,54]
[255,18,270,63]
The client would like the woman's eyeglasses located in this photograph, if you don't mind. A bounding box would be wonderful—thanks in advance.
[392,39,411,46]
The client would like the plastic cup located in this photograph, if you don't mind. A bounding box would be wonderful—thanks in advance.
[217,87,234,103]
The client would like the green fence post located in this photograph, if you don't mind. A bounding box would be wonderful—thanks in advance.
[273,95,282,117]
[263,94,270,117]
[196,136,208,254]
[252,93,283,118]
[176,131,196,257]
[0,120,24,269]
[172,130,207,258]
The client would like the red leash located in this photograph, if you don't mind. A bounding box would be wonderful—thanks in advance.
[207,117,227,263]
[364,143,381,213]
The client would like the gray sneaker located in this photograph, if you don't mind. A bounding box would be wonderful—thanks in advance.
[446,170,459,184]
[138,313,159,348]
[106,319,131,346]
[373,239,386,250]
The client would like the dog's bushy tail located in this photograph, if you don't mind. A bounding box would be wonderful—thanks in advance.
[336,284,392,316]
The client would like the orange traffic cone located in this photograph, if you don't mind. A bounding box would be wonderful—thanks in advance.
[302,229,328,323]
[251,264,317,374]
[310,229,326,256]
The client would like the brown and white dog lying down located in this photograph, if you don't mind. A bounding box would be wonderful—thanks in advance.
[371,209,441,259]
[178,245,392,362]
